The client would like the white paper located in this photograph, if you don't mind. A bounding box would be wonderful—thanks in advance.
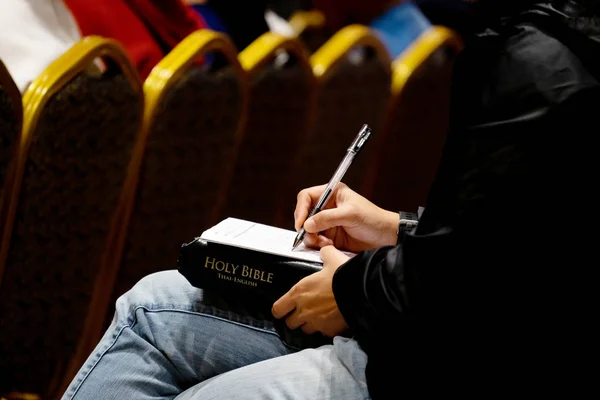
[200,218,355,264]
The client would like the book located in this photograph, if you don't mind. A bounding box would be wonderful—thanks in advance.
[177,217,355,303]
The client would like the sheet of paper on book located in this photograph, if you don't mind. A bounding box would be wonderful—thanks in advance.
[201,218,356,264]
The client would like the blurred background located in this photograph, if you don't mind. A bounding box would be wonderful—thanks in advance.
[0,0,464,398]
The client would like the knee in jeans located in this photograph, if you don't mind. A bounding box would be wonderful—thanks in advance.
[115,270,190,313]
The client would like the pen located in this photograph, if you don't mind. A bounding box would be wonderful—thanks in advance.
[292,124,372,250]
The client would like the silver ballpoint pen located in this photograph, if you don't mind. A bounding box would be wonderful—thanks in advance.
[292,124,372,250]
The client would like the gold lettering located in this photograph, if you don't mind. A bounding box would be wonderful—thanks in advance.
[205,257,216,269]
[256,270,267,282]
[224,263,232,274]
[230,264,239,274]
[234,277,258,287]
[215,261,225,272]
[242,265,250,277]
[217,273,232,281]
[267,272,273,283]
[253,269,261,280]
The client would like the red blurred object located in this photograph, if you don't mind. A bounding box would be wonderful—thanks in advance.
[65,0,206,80]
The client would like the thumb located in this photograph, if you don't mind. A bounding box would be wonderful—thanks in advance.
[304,206,354,233]
[320,245,349,266]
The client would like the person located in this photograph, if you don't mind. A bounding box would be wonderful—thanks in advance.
[0,0,81,93]
[65,0,206,80]
[62,1,599,398]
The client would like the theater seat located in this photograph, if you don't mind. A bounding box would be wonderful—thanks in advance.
[282,25,392,228]
[221,32,315,226]
[365,26,463,212]
[0,37,144,398]
[108,30,247,323]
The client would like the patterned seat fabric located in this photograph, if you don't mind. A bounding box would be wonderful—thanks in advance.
[0,70,142,396]
[222,55,314,226]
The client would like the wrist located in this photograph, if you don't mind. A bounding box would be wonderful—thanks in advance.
[379,209,401,246]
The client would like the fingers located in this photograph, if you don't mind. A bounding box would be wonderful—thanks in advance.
[320,245,348,265]
[272,289,296,319]
[301,324,317,335]
[283,312,316,333]
[294,185,327,231]
[304,233,334,249]
[285,310,305,330]
[304,206,354,234]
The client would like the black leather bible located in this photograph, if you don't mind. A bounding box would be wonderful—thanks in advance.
[177,218,346,303]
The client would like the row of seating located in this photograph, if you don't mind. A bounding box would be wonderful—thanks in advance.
[0,24,461,398]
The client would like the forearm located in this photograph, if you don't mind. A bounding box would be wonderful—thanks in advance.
[332,245,409,335]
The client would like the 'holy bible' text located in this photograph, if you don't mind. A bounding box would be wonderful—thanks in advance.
[204,256,274,284]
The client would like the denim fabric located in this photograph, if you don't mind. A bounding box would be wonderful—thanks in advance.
[62,270,369,399]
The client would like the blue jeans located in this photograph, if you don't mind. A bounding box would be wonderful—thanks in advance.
[62,271,370,399]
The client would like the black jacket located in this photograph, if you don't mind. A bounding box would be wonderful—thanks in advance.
[333,2,600,397]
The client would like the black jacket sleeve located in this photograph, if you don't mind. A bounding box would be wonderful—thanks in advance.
[332,27,600,340]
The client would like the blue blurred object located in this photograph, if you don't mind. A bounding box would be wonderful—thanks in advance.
[191,4,228,34]
[190,4,229,66]
[370,2,432,60]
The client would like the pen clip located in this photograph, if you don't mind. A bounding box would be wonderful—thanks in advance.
[348,124,372,154]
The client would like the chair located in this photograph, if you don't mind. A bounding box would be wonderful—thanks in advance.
[281,25,392,228]
[365,26,463,212]
[108,30,248,321]
[289,10,332,54]
[0,37,144,398]
[0,60,22,234]
[220,33,315,226]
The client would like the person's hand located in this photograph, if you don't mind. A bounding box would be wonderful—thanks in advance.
[294,183,398,253]
[272,246,350,337]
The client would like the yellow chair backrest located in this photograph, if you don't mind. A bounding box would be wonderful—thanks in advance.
[221,32,315,226]
[365,26,463,212]
[107,30,248,323]
[0,36,144,399]
[289,10,331,53]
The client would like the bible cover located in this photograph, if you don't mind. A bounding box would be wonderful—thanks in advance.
[176,218,331,303]
[177,238,323,303]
